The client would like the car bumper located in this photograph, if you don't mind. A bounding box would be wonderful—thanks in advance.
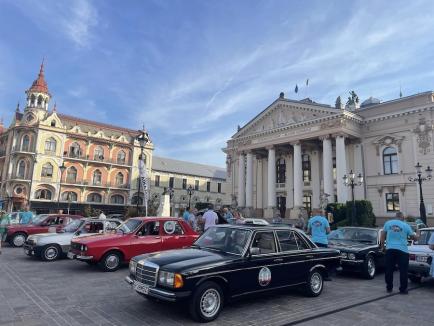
[409,261,430,277]
[125,276,191,302]
[23,244,42,256]
[340,259,364,268]
[67,251,94,261]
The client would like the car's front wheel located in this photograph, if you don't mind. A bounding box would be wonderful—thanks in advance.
[99,251,122,272]
[362,255,376,279]
[10,233,27,247]
[41,244,61,261]
[189,281,224,322]
[304,269,324,297]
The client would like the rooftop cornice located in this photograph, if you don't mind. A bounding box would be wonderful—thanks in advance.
[363,104,434,124]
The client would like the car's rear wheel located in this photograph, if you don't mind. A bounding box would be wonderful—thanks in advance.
[99,251,122,272]
[409,275,422,283]
[304,270,324,297]
[362,255,376,279]
[41,244,61,261]
[10,233,27,247]
[189,281,224,322]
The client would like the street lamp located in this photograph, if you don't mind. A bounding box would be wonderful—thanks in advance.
[408,162,432,225]
[136,128,149,216]
[343,170,364,226]
[58,161,66,211]
[27,155,37,209]
[186,185,194,209]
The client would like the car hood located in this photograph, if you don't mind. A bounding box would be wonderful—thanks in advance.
[134,248,233,272]
[408,245,433,254]
[28,232,72,240]
[328,240,378,251]
[71,232,124,244]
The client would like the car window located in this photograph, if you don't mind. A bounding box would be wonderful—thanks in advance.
[414,230,434,245]
[163,221,184,235]
[105,221,120,231]
[277,231,299,251]
[251,231,277,254]
[45,217,57,225]
[136,221,160,236]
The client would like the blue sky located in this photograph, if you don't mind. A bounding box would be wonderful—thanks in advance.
[1,0,434,167]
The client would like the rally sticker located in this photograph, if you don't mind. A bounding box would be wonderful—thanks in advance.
[258,267,272,287]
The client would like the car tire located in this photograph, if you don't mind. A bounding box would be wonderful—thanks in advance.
[362,255,376,279]
[10,232,27,247]
[304,269,324,297]
[99,251,122,272]
[189,281,224,322]
[409,275,422,283]
[41,244,61,261]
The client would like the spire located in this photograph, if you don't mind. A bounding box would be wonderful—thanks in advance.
[16,102,20,112]
[53,102,57,112]
[27,59,50,95]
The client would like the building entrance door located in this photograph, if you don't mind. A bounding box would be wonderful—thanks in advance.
[277,196,286,218]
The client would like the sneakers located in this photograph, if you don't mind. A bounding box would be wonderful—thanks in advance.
[399,289,408,295]
[386,288,393,294]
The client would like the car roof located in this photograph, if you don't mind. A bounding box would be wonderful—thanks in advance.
[81,218,121,222]
[128,216,184,222]
[212,224,297,231]
[419,227,434,231]
[335,226,381,231]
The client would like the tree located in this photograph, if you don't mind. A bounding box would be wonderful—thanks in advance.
[335,96,342,109]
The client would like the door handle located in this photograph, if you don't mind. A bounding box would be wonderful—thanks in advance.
[306,255,314,259]
[273,258,283,263]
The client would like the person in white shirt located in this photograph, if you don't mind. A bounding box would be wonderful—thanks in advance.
[203,205,218,231]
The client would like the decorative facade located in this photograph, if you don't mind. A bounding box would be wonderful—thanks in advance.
[224,91,434,225]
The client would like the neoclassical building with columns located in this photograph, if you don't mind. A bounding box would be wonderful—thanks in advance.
[224,91,434,225]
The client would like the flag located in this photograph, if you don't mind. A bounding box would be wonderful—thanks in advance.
[138,158,149,204]
[294,84,299,93]
[306,79,309,86]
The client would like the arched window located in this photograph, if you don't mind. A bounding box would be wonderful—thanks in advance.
[302,154,311,182]
[37,95,43,106]
[35,189,52,200]
[110,194,124,204]
[92,169,102,185]
[117,150,126,164]
[62,191,78,201]
[115,172,124,186]
[22,135,30,151]
[41,163,53,178]
[30,94,36,106]
[66,166,77,183]
[132,195,143,205]
[44,137,57,153]
[69,142,81,158]
[276,158,286,183]
[17,160,26,178]
[383,147,398,175]
[94,146,104,161]
[87,193,102,203]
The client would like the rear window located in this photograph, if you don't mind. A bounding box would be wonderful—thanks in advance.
[415,230,434,245]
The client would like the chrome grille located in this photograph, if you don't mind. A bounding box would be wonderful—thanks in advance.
[70,242,81,251]
[135,261,158,287]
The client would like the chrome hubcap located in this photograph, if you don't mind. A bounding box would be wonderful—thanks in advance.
[106,255,119,269]
[311,272,322,293]
[45,247,58,260]
[13,235,25,247]
[367,258,375,276]
[200,288,220,318]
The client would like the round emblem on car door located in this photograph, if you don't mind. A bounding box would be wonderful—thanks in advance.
[258,267,272,287]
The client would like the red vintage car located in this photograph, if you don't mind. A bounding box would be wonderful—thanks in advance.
[5,214,83,247]
[68,217,199,271]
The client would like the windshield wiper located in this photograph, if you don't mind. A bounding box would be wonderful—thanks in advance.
[202,246,225,253]
[191,244,201,249]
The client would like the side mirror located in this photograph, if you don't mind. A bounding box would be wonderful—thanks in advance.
[249,247,261,257]
[76,230,81,236]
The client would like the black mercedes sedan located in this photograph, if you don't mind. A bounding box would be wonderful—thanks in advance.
[328,227,385,279]
[126,224,340,322]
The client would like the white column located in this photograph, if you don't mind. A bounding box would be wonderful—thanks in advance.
[311,150,320,209]
[293,142,303,207]
[237,153,245,207]
[285,153,294,209]
[245,152,254,208]
[353,142,364,200]
[321,135,335,203]
[335,134,348,203]
[256,157,263,209]
[267,147,276,208]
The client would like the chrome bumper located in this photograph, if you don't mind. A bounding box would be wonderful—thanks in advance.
[125,276,190,302]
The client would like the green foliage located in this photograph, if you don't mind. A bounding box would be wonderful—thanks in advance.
[83,205,93,217]
[327,200,376,228]
[405,215,416,222]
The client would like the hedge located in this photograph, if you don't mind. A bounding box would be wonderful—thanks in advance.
[326,200,376,228]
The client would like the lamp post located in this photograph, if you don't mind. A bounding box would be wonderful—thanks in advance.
[57,161,66,211]
[186,185,194,209]
[408,162,432,225]
[343,170,364,226]
[136,128,149,216]
[27,155,37,209]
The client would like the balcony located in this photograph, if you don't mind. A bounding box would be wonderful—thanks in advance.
[61,180,130,189]
[63,152,132,166]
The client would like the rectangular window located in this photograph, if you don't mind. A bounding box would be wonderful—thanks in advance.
[207,181,211,192]
[182,178,187,189]
[195,180,199,191]
[302,154,311,183]
[169,177,174,189]
[386,193,400,212]
[303,195,312,212]
[218,183,222,193]
[155,175,160,187]
[251,231,277,254]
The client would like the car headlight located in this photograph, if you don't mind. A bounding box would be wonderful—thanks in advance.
[129,260,137,275]
[80,245,87,252]
[348,253,356,260]
[158,271,183,288]
[340,252,348,259]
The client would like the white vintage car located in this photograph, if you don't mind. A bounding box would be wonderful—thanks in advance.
[408,227,434,283]
[23,218,121,261]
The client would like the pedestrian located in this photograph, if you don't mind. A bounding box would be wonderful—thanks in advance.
[202,205,218,231]
[19,204,33,224]
[98,211,106,219]
[307,209,330,248]
[272,211,282,224]
[188,208,196,230]
[183,207,191,223]
[429,232,434,278]
[0,210,10,254]
[380,211,419,294]
[223,207,233,223]
[295,212,306,231]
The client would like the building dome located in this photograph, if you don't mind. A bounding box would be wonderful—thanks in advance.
[361,96,381,108]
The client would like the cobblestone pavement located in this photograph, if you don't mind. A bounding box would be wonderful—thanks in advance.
[0,246,433,326]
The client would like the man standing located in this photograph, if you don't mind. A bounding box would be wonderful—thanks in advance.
[380,212,418,294]
[203,205,218,231]
[223,207,233,223]
[307,209,330,248]
[19,205,33,224]
[183,207,191,222]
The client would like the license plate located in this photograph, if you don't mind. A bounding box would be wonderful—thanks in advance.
[416,255,428,263]
[67,252,75,259]
[134,281,149,295]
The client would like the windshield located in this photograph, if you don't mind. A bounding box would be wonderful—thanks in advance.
[415,230,434,245]
[328,228,378,244]
[194,226,252,255]
[117,219,142,234]
[32,214,49,225]
[63,219,84,233]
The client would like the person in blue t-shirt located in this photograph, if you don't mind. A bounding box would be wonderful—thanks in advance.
[183,207,191,222]
[307,209,331,248]
[19,205,33,224]
[380,211,419,294]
